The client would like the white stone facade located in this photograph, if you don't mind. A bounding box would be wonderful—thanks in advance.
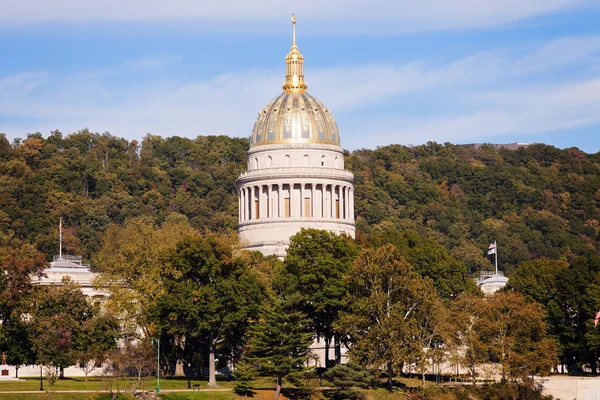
[236,143,355,257]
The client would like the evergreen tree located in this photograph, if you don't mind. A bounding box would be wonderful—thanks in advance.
[245,296,313,399]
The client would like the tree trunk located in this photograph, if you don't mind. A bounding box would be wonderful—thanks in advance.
[275,374,282,399]
[470,365,476,385]
[208,344,217,387]
[14,366,18,379]
[387,362,393,390]
[324,336,331,369]
[334,335,341,365]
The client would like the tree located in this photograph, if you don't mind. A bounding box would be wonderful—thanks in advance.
[323,363,371,400]
[337,244,439,389]
[444,293,487,383]
[476,292,557,380]
[278,228,359,368]
[77,315,120,380]
[0,242,47,376]
[151,234,263,387]
[94,217,200,337]
[105,339,156,397]
[245,295,313,399]
[25,279,118,378]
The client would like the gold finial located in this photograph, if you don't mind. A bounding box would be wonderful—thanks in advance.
[283,13,307,93]
[292,14,296,44]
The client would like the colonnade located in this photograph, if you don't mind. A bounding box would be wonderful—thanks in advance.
[239,182,354,222]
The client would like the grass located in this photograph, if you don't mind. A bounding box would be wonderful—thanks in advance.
[0,376,244,392]
[0,375,417,400]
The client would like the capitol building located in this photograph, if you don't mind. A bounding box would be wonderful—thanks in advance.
[236,16,355,258]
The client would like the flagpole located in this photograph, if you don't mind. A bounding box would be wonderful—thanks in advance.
[59,217,63,260]
[494,240,498,275]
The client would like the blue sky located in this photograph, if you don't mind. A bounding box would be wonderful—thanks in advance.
[1,0,599,153]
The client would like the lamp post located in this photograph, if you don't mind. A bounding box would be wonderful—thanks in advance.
[39,365,43,391]
[151,338,160,393]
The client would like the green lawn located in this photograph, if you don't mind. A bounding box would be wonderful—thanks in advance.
[0,376,244,392]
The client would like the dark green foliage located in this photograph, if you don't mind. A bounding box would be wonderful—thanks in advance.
[233,361,256,396]
[0,131,248,262]
[323,363,370,398]
[277,228,359,366]
[150,235,264,387]
[245,295,313,398]
[349,143,600,276]
[323,363,371,389]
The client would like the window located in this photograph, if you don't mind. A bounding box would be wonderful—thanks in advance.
[284,198,290,218]
[304,197,311,217]
[335,200,340,219]
[254,200,259,220]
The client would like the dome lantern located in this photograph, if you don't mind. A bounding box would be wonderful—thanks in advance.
[283,14,307,93]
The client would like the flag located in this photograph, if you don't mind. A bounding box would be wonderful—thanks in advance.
[595,310,600,328]
[487,242,496,255]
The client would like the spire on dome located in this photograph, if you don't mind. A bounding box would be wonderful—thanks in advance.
[283,13,307,93]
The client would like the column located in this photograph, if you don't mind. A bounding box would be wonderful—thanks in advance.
[300,183,305,217]
[268,184,273,219]
[291,183,297,218]
[242,188,246,221]
[330,185,335,219]
[345,186,350,220]
[339,186,344,220]
[311,184,315,218]
[321,183,327,218]
[279,184,284,218]
[350,188,354,220]
[238,189,242,222]
[249,186,255,220]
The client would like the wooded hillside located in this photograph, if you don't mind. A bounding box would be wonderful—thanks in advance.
[1,130,598,276]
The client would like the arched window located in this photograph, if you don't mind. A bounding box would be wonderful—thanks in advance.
[303,154,309,166]
[321,155,326,167]
[285,155,290,166]
[254,157,259,169]
[268,156,272,167]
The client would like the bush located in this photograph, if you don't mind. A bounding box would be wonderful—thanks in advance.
[323,363,372,389]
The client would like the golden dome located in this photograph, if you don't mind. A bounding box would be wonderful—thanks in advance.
[249,15,341,148]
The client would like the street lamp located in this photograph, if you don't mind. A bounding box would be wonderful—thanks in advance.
[151,338,160,393]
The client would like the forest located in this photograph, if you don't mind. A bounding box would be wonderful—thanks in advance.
[0,129,599,398]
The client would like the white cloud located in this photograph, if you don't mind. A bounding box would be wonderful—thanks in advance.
[1,36,600,151]
[0,0,591,33]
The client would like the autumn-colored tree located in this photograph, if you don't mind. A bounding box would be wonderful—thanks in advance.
[443,293,487,383]
[25,279,118,378]
[337,244,439,389]
[0,242,47,376]
[94,216,200,336]
[476,292,557,380]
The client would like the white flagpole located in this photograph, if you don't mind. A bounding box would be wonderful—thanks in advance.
[494,240,498,275]
[59,217,63,260]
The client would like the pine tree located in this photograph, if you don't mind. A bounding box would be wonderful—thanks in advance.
[246,296,313,399]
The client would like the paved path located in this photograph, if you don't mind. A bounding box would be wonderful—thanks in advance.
[0,388,233,393]
[541,376,600,400]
